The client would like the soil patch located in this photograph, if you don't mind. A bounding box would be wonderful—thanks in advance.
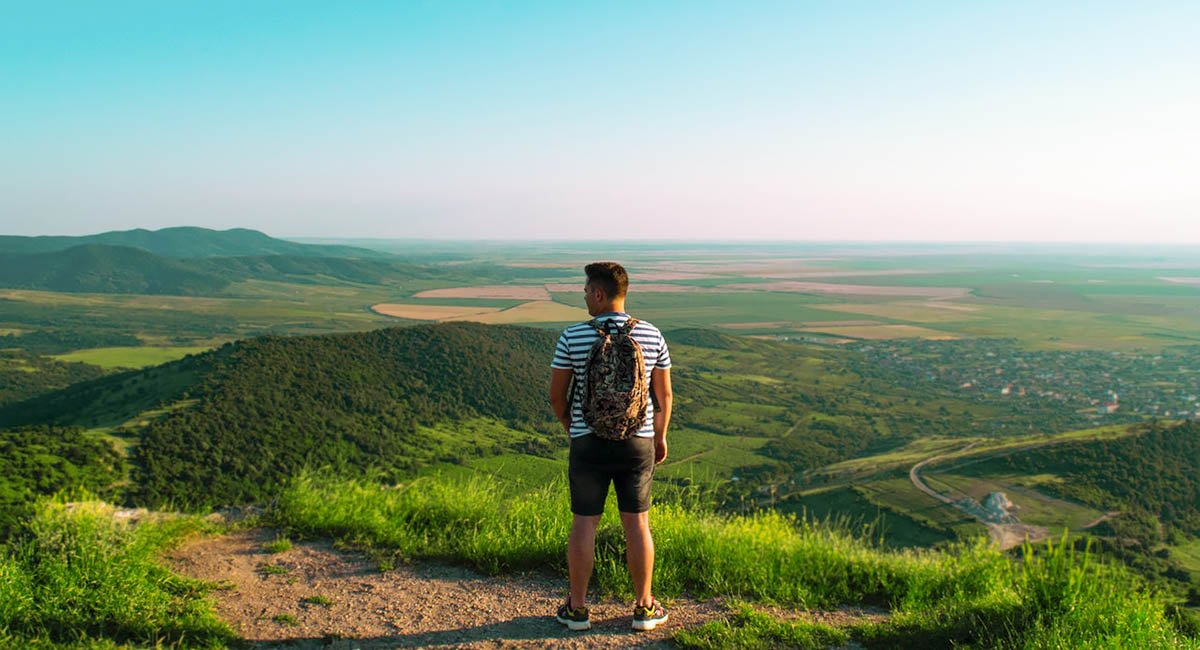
[443,301,591,324]
[370,304,501,321]
[413,286,552,301]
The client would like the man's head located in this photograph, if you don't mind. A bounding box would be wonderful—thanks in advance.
[583,261,628,316]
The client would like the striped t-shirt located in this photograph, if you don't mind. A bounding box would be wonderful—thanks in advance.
[551,312,671,438]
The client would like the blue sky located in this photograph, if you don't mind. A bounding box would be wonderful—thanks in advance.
[2,1,1197,241]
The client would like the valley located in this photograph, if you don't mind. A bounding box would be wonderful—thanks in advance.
[2,228,1199,646]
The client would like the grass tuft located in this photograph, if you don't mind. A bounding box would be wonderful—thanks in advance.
[263,536,293,553]
[0,495,234,648]
[259,563,290,575]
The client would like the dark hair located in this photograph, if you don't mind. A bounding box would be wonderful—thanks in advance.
[585,261,628,299]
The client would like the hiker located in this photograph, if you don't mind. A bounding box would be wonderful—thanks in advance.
[549,261,673,632]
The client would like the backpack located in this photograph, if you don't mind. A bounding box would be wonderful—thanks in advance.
[577,317,650,441]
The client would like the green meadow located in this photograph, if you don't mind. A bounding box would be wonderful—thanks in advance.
[52,345,212,369]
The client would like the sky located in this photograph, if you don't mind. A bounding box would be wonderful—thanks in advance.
[2,1,1198,242]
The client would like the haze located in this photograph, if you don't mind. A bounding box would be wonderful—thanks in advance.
[2,2,1198,242]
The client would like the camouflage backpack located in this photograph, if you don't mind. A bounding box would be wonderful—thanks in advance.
[578,317,650,441]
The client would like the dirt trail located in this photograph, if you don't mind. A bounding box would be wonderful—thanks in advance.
[166,528,881,649]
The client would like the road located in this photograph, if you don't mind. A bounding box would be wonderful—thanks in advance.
[907,441,1049,550]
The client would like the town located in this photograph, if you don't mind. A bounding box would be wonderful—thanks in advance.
[849,339,1200,434]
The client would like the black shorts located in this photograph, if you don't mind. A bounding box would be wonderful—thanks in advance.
[568,434,656,516]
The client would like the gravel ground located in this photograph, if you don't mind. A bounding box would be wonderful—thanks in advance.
[165,528,728,649]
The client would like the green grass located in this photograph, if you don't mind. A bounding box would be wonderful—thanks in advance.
[270,613,299,626]
[780,486,955,549]
[1170,539,1200,576]
[300,595,334,608]
[271,472,1197,648]
[0,497,233,649]
[854,477,986,541]
[675,602,850,649]
[51,346,213,369]
[263,536,293,553]
[259,563,290,575]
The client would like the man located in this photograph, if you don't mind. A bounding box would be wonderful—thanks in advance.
[549,261,673,632]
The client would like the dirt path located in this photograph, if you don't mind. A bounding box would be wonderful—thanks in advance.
[164,528,734,648]
[166,528,885,649]
[908,442,978,505]
[1081,511,1122,529]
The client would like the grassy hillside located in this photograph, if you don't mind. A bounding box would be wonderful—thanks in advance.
[1,323,563,510]
[0,351,108,407]
[1,321,1007,512]
[0,245,231,295]
[0,477,1194,648]
[0,426,125,538]
[269,473,1199,648]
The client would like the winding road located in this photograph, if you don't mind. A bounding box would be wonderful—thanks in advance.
[907,441,1048,550]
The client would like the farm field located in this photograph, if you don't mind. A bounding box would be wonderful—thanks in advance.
[5,243,1200,368]
[52,345,213,369]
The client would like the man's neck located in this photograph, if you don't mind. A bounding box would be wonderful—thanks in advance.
[594,302,626,317]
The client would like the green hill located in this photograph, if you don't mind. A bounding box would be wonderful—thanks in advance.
[0,322,1010,512]
[0,244,456,295]
[0,226,390,259]
[0,244,231,295]
[0,323,562,510]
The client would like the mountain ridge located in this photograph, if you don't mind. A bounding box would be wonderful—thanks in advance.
[0,243,443,294]
[0,226,392,259]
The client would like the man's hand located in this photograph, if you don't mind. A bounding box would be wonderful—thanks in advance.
[651,367,671,464]
[549,368,574,434]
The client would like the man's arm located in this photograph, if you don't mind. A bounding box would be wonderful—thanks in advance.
[651,367,672,464]
[549,368,574,434]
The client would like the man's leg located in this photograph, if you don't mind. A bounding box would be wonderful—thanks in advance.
[620,510,654,606]
[568,514,601,608]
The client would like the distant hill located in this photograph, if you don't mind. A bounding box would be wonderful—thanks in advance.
[0,226,391,259]
[0,244,231,294]
[0,244,449,295]
[0,323,561,509]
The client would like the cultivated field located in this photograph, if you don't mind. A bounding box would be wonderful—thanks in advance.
[444,300,591,324]
[370,303,500,320]
[413,285,552,300]
[52,346,213,369]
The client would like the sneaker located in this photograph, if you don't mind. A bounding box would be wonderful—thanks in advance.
[556,599,591,631]
[632,599,668,631]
